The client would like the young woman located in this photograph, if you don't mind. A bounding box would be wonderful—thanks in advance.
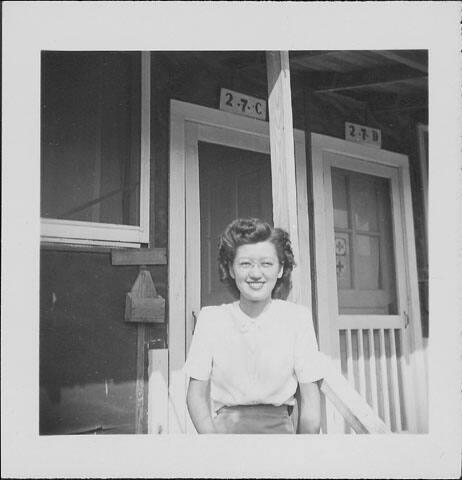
[184,218,325,434]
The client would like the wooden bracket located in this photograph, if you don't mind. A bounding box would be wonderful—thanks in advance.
[111,248,167,324]
[125,267,165,323]
[111,248,167,433]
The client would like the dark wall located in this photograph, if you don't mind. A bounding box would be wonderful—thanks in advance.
[40,250,135,434]
[40,248,167,434]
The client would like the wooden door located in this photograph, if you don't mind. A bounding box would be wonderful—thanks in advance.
[312,134,427,434]
[199,141,272,308]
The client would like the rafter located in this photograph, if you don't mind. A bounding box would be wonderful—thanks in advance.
[307,65,427,93]
[374,50,427,73]
[314,75,427,94]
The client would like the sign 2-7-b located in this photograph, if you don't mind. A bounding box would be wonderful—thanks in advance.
[345,122,381,148]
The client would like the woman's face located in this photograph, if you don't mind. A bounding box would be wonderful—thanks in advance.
[230,241,283,305]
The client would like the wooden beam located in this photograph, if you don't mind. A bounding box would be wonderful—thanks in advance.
[290,50,345,60]
[315,76,427,95]
[375,50,428,73]
[371,104,428,114]
[111,247,167,265]
[266,51,302,303]
[309,65,427,93]
[365,91,427,112]
[232,51,343,74]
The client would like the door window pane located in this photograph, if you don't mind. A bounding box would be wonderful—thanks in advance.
[332,168,397,315]
[332,172,349,229]
[335,232,352,289]
[41,52,141,226]
[356,235,380,290]
[352,176,379,232]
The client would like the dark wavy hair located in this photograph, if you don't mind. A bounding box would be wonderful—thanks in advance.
[217,218,295,300]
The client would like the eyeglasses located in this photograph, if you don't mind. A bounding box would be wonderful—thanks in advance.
[234,260,279,270]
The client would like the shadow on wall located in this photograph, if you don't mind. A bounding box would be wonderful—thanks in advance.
[40,250,167,434]
[39,381,137,435]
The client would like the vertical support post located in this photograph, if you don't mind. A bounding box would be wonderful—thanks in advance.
[135,264,148,434]
[135,322,147,434]
[266,51,302,303]
[140,51,151,243]
[148,349,169,434]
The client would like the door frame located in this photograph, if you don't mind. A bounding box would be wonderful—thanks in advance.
[168,99,310,433]
[311,133,428,432]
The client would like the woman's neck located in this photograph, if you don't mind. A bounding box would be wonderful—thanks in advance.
[238,297,272,318]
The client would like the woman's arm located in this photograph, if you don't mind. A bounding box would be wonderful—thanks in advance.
[186,378,217,434]
[297,380,322,434]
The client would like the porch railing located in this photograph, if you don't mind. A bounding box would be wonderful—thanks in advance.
[148,349,392,434]
[319,366,391,434]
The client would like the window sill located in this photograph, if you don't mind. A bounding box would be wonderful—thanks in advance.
[40,237,145,253]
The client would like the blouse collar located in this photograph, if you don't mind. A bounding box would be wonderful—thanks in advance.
[229,300,274,333]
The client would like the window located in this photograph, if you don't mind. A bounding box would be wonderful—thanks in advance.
[40,51,150,247]
[332,167,397,315]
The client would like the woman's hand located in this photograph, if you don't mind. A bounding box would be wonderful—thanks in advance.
[186,378,217,434]
[297,381,322,434]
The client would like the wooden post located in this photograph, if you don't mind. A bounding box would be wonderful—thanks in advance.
[148,349,169,434]
[266,51,302,302]
[111,248,167,434]
[135,318,146,434]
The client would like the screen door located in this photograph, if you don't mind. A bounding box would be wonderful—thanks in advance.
[312,134,426,434]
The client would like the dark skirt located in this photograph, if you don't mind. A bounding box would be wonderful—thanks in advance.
[213,404,295,434]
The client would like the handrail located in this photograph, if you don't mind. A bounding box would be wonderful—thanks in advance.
[319,366,391,434]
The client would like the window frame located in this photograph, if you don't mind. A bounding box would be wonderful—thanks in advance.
[40,51,151,248]
[416,123,428,236]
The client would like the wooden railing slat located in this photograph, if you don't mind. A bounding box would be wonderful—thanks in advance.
[357,329,367,397]
[389,329,403,432]
[346,329,355,387]
[379,328,392,428]
[395,329,408,430]
[368,328,380,415]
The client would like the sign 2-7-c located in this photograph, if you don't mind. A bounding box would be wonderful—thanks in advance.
[219,88,267,120]
[225,92,261,115]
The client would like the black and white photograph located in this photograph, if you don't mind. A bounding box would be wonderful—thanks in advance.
[2,2,461,478]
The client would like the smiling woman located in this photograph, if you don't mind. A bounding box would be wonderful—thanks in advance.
[229,241,283,313]
[184,218,325,434]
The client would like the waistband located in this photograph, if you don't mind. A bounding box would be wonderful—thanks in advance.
[216,404,293,416]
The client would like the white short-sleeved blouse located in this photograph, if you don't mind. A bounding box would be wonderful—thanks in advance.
[184,299,326,414]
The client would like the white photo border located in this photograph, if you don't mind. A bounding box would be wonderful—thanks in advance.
[2,2,461,478]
